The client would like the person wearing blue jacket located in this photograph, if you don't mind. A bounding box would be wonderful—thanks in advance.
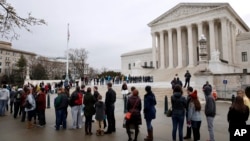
[143,85,156,141]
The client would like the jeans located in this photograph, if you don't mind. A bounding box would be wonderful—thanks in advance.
[0,99,7,116]
[55,109,67,130]
[172,115,185,141]
[206,116,215,141]
[71,105,82,128]
[191,120,201,141]
[146,119,153,130]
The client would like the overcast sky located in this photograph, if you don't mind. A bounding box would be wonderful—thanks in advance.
[3,0,250,71]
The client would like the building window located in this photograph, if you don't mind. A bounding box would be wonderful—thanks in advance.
[0,62,1,66]
[133,63,135,66]
[0,50,2,54]
[242,52,247,62]
[0,56,2,60]
[150,61,153,67]
[128,63,131,70]
[0,68,1,73]
[144,62,147,67]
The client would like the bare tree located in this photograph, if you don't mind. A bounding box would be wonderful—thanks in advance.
[0,1,46,40]
[68,48,88,79]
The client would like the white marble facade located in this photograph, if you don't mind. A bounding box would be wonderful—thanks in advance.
[148,3,249,70]
[121,3,250,76]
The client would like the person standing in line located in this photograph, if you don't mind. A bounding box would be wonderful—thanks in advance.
[187,90,202,141]
[0,84,10,116]
[69,86,83,129]
[143,85,157,141]
[95,95,105,136]
[93,86,100,102]
[244,87,250,110]
[13,88,23,118]
[126,89,142,141]
[204,85,216,141]
[25,86,36,129]
[184,70,191,88]
[84,87,96,135]
[9,87,16,114]
[171,85,187,141]
[20,86,29,122]
[121,82,129,113]
[184,87,193,140]
[36,87,46,127]
[54,88,69,130]
[104,82,117,134]
[227,96,249,141]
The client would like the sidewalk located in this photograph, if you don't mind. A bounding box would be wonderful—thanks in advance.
[0,85,236,141]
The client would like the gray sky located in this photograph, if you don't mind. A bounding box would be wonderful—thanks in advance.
[3,0,250,71]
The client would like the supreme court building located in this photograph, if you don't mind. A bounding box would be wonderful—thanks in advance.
[121,3,250,79]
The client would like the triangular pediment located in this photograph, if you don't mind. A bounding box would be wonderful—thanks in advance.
[148,3,228,26]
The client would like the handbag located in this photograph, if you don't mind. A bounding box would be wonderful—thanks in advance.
[166,107,172,117]
[125,98,139,120]
[125,112,132,120]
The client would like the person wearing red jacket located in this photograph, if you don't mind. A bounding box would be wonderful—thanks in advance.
[36,88,46,127]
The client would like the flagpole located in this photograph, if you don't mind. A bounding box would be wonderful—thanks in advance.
[65,23,69,82]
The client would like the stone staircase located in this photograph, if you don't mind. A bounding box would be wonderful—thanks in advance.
[147,65,205,82]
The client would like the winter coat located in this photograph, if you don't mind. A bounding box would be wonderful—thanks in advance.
[95,101,105,121]
[84,92,96,117]
[204,95,216,117]
[25,94,36,112]
[143,92,157,120]
[127,95,142,125]
[171,92,187,116]
[227,106,249,132]
[105,88,116,108]
[54,93,68,110]
[36,92,46,110]
[188,102,202,121]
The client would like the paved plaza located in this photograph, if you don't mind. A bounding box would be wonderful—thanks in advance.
[1,84,249,141]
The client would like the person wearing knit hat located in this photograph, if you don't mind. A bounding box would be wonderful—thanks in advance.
[187,90,202,141]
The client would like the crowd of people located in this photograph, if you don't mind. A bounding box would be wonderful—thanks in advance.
[1,77,250,141]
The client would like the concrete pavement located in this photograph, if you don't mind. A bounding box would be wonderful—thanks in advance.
[0,85,246,141]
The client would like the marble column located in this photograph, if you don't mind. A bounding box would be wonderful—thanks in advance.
[187,24,194,67]
[159,31,165,69]
[177,27,183,68]
[151,32,157,68]
[197,22,203,39]
[221,17,229,62]
[209,19,216,60]
[168,29,174,69]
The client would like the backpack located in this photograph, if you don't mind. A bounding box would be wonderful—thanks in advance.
[74,92,83,105]
[14,91,22,103]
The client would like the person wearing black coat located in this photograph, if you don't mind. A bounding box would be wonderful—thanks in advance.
[104,82,116,134]
[227,96,249,141]
[126,89,142,141]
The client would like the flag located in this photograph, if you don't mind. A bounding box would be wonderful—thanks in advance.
[67,23,70,42]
